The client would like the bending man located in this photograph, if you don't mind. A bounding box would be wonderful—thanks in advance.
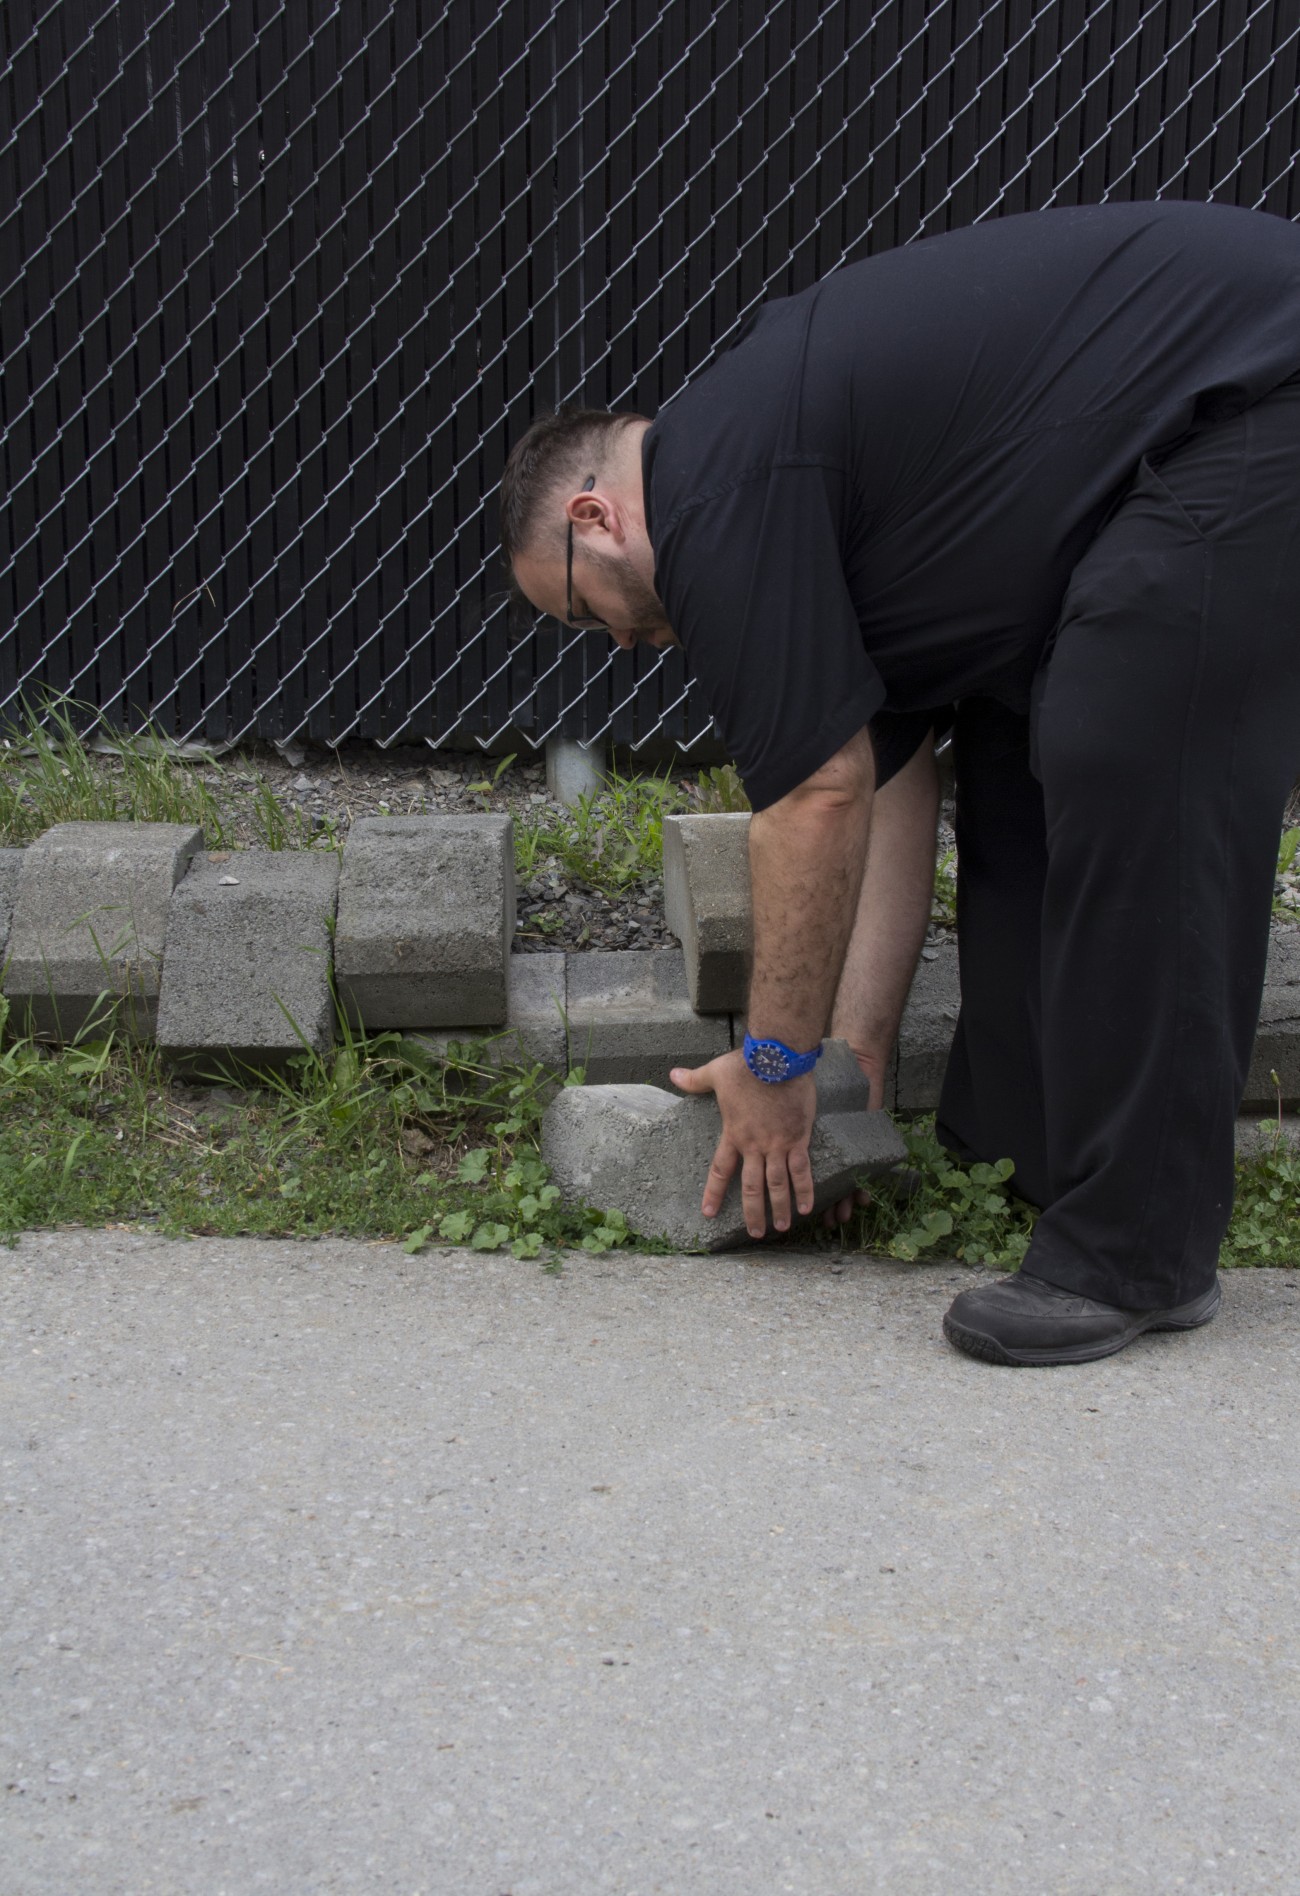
[502,199,1300,1367]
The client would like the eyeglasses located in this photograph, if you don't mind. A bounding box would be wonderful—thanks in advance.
[565,476,608,630]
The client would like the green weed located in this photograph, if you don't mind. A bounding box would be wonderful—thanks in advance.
[466,752,517,810]
[0,987,641,1260]
[515,766,688,896]
[839,1109,1300,1270]
[691,763,751,814]
[0,696,231,845]
[1275,826,1300,917]
[842,1117,1037,1266]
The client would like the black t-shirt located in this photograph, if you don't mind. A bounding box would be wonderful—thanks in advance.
[642,201,1300,809]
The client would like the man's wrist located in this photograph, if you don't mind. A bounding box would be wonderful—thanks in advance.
[742,1034,824,1085]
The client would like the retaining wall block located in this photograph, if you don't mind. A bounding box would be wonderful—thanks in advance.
[541,1038,907,1251]
[564,948,730,1085]
[662,813,752,1013]
[155,850,340,1073]
[1243,925,1300,1110]
[333,815,514,1029]
[3,822,202,1040]
[0,848,24,966]
[889,925,1300,1115]
[407,953,567,1096]
[894,941,961,1112]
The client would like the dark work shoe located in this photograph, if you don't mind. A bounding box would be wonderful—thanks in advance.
[942,1271,1222,1367]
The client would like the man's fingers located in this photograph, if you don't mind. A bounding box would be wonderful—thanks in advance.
[821,1185,873,1229]
[742,1148,770,1239]
[788,1144,815,1218]
[708,1138,817,1235]
[670,1063,715,1094]
[766,1155,793,1233]
[702,1135,739,1218]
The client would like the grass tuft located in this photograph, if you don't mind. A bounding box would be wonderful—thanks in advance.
[0,995,651,1261]
[515,766,687,896]
[1,696,231,845]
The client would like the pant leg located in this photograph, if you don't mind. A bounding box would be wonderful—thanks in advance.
[936,697,1052,1207]
[1024,384,1300,1310]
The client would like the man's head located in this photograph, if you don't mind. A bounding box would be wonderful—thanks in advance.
[501,409,678,650]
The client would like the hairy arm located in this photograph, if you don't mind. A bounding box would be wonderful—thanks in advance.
[831,731,941,1107]
[745,725,876,1044]
[670,728,875,1237]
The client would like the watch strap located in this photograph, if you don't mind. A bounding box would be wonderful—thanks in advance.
[742,1034,824,1084]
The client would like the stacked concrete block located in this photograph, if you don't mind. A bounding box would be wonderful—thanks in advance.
[1242,926,1300,1109]
[409,953,568,1091]
[893,940,961,1111]
[565,948,730,1085]
[3,822,202,1039]
[333,815,514,1028]
[662,813,752,1012]
[542,1039,907,1250]
[155,850,340,1073]
[0,848,23,964]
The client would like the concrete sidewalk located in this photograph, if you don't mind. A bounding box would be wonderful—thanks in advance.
[3,1231,1298,1895]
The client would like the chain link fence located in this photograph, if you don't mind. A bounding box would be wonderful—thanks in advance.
[3,0,1299,754]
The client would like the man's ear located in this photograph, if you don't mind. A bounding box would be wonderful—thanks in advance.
[565,487,606,528]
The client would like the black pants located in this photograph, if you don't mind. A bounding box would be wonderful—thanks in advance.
[937,382,1300,1310]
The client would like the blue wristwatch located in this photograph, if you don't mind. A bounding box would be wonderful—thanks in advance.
[742,1034,824,1084]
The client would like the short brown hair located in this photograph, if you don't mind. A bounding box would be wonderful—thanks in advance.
[499,408,639,564]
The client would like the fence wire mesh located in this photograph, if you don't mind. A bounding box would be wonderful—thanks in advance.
[3,0,1299,753]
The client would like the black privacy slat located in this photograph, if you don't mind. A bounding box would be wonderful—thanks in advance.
[3,0,1299,751]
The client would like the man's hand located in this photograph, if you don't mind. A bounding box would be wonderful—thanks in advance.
[670,1049,817,1238]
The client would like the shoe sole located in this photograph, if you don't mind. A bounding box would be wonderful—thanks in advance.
[942,1279,1222,1368]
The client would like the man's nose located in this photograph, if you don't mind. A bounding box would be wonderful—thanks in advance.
[608,626,637,651]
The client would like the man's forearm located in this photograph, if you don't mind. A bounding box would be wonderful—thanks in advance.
[745,729,875,1047]
[830,733,940,1097]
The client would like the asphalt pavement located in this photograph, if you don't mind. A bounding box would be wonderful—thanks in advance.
[4,1228,1299,1895]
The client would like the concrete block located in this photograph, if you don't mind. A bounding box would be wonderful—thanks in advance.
[894,940,961,1111]
[0,848,23,965]
[407,953,568,1093]
[662,813,752,1012]
[1243,926,1300,1110]
[334,815,514,1029]
[3,822,202,1040]
[155,850,339,1073]
[887,924,1300,1114]
[565,949,730,1085]
[541,1039,908,1250]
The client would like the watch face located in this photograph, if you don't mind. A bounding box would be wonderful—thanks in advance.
[750,1041,790,1081]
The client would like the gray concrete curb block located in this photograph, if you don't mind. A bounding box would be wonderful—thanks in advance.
[565,948,731,1083]
[541,1039,909,1250]
[0,847,23,966]
[1,820,1298,1121]
[662,812,751,1013]
[334,814,513,1029]
[1245,927,1300,1109]
[407,952,568,1092]
[4,822,201,1041]
[156,850,340,1073]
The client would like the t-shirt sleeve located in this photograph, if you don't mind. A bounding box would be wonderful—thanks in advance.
[655,464,886,811]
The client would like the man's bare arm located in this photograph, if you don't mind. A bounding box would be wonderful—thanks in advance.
[745,726,876,1045]
[670,728,874,1237]
[831,732,941,1107]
